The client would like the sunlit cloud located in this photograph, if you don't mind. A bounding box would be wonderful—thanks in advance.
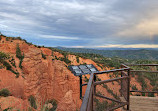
[40,35,79,40]
[68,44,158,48]
[117,17,158,38]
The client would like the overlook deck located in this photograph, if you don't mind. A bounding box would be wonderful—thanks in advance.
[129,96,158,111]
[80,64,158,111]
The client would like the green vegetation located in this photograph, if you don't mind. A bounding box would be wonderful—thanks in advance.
[0,51,10,61]
[16,43,24,69]
[3,61,12,70]
[0,51,9,68]
[97,63,103,69]
[76,56,79,63]
[148,93,155,97]
[58,55,71,64]
[131,85,138,90]
[0,51,19,77]
[9,57,16,68]
[42,52,46,59]
[137,74,147,91]
[94,98,108,111]
[0,88,11,97]
[3,61,19,77]
[28,95,37,109]
[96,76,101,81]
[102,83,119,99]
[84,76,89,82]
[56,47,158,60]
[144,73,158,86]
[50,47,158,93]
[45,99,57,111]
[94,92,116,111]
[6,37,10,41]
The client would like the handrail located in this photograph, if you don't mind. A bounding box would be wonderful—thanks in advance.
[94,76,129,85]
[95,94,123,103]
[80,73,94,111]
[80,64,130,111]
[131,70,158,73]
[94,68,129,75]
[127,64,158,66]
[130,90,158,93]
[121,64,131,69]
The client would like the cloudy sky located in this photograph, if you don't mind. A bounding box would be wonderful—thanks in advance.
[0,0,158,48]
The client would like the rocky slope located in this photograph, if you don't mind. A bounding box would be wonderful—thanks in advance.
[0,35,104,110]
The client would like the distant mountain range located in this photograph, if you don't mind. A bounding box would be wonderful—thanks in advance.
[56,47,158,60]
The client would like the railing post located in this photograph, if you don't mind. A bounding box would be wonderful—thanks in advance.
[127,69,130,110]
[92,80,94,111]
[121,65,123,96]
[94,74,96,95]
[80,75,82,99]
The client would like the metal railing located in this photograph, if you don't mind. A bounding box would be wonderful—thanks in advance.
[128,64,158,94]
[80,64,130,111]
[80,64,158,111]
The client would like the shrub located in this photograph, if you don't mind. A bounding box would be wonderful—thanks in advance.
[0,88,11,97]
[46,99,57,111]
[16,37,22,40]
[19,53,24,69]
[132,85,138,90]
[42,52,46,59]
[84,76,89,82]
[11,61,16,68]
[0,51,10,62]
[96,76,101,81]
[76,56,79,63]
[148,93,154,97]
[137,74,147,90]
[16,44,22,59]
[59,55,71,64]
[16,44,24,69]
[97,63,103,69]
[3,61,19,77]
[142,92,145,96]
[6,37,9,41]
[10,57,16,68]
[10,69,19,78]
[3,61,12,70]
[28,95,37,109]
[102,83,119,99]
[94,99,108,111]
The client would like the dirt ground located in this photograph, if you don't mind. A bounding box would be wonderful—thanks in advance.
[129,96,158,111]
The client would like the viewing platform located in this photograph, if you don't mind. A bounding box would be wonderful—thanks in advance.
[80,64,158,111]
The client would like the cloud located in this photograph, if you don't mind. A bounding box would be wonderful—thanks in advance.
[40,35,79,40]
[68,44,158,48]
[117,17,158,37]
[0,0,158,47]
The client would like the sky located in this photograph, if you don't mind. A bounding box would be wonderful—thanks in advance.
[0,0,158,48]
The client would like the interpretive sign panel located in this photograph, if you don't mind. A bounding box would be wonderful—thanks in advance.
[69,64,98,76]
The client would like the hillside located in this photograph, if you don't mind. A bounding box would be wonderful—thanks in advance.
[0,35,104,111]
[0,35,157,111]
[56,47,158,60]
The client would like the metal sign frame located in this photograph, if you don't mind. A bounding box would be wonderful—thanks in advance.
[68,64,99,76]
[69,64,99,99]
